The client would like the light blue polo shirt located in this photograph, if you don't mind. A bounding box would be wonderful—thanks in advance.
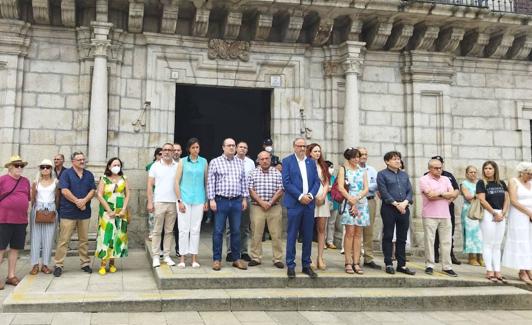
[180,156,208,205]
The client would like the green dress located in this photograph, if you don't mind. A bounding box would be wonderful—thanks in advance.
[95,176,129,260]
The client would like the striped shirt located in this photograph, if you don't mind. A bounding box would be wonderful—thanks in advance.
[248,166,284,203]
[207,154,248,199]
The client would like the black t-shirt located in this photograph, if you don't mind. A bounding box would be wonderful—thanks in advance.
[476,180,507,210]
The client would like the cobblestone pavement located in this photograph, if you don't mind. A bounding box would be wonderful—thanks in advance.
[2,310,532,325]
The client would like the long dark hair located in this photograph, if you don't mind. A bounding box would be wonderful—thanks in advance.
[104,157,124,176]
[306,143,330,182]
[186,138,200,153]
[482,160,501,185]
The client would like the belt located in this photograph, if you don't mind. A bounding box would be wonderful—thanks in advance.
[251,202,278,206]
[215,195,242,200]
[367,196,375,200]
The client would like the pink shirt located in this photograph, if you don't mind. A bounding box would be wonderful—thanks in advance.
[419,174,453,219]
[0,174,31,224]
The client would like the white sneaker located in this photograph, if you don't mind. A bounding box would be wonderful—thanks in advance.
[163,256,176,266]
[192,262,201,268]
[152,257,160,268]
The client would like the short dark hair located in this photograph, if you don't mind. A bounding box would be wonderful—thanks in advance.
[383,151,402,162]
[104,157,124,177]
[186,138,200,151]
[343,148,360,160]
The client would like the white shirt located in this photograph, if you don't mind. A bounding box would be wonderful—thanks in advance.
[360,164,378,196]
[149,159,178,203]
[297,155,309,198]
[36,181,57,204]
[239,156,255,177]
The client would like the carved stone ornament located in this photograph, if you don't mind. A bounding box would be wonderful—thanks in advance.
[193,8,210,37]
[254,12,273,41]
[128,0,145,33]
[312,19,333,46]
[32,0,50,24]
[160,0,179,34]
[363,18,393,50]
[436,26,465,53]
[460,30,489,57]
[207,39,250,62]
[342,58,363,75]
[223,11,242,40]
[323,61,340,77]
[283,13,303,43]
[0,0,19,19]
[484,32,514,59]
[385,21,414,51]
[61,0,76,27]
[506,33,532,60]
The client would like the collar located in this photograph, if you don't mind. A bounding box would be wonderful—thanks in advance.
[222,154,235,161]
[296,155,306,162]
[386,167,400,174]
[260,167,273,173]
[187,156,199,163]
[428,173,442,181]
[159,158,176,166]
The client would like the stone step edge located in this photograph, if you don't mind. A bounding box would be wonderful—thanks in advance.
[4,286,531,313]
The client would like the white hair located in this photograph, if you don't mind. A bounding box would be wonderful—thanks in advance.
[516,161,532,174]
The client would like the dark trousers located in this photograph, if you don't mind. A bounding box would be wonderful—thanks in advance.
[434,203,455,258]
[285,204,314,270]
[212,197,242,261]
[160,219,179,253]
[381,204,410,268]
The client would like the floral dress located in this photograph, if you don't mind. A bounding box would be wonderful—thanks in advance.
[340,168,370,227]
[460,180,482,254]
[95,176,128,260]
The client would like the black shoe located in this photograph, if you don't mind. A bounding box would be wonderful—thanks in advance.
[302,267,318,279]
[248,260,261,267]
[385,265,395,274]
[451,255,462,265]
[274,261,285,269]
[287,268,296,279]
[81,266,92,274]
[425,267,434,275]
[363,261,382,270]
[443,269,458,277]
[396,266,416,276]
[225,253,234,262]
[176,252,181,258]
[53,266,63,277]
[241,253,251,262]
[434,256,440,264]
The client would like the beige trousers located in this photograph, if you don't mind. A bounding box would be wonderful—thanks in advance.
[423,217,452,270]
[250,204,283,263]
[54,218,90,268]
[362,198,377,263]
[151,202,177,258]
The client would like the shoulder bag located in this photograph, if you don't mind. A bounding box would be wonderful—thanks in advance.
[35,208,56,223]
[0,177,22,202]
[330,166,348,204]
[467,181,485,221]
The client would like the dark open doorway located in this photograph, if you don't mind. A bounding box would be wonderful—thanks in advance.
[174,85,272,161]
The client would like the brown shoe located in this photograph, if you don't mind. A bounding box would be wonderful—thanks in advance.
[30,264,40,275]
[212,260,221,271]
[41,265,52,274]
[5,276,20,286]
[232,259,248,270]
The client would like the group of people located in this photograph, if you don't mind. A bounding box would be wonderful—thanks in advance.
[1,136,531,288]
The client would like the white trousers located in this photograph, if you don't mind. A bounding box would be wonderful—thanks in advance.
[177,203,204,255]
[480,209,506,272]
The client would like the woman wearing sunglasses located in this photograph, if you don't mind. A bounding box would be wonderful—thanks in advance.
[29,159,59,276]
[0,155,31,289]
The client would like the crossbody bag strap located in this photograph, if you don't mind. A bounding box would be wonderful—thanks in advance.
[0,177,22,202]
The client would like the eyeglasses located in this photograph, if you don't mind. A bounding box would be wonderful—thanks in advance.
[75,159,85,162]
[295,145,307,148]
[431,167,442,170]
[40,166,51,170]
[13,164,25,169]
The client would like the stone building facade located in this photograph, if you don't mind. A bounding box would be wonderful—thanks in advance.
[1,0,531,247]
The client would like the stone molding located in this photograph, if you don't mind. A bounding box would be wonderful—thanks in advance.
[506,33,532,60]
[401,51,454,84]
[311,18,333,46]
[484,32,514,59]
[283,12,303,43]
[32,0,50,25]
[96,0,108,22]
[0,21,31,56]
[193,8,210,37]
[128,0,144,33]
[61,0,76,27]
[363,17,393,50]
[407,23,440,51]
[436,26,465,53]
[254,12,272,41]
[347,15,363,42]
[385,20,414,51]
[0,0,18,19]
[160,0,179,34]
[223,11,242,40]
[207,39,250,62]
[460,30,490,57]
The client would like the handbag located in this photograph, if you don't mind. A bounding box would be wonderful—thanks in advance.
[330,166,348,204]
[468,198,483,221]
[0,177,22,202]
[35,209,56,223]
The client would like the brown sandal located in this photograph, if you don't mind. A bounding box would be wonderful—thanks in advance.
[30,264,40,275]
[353,264,364,275]
[5,276,20,286]
[345,263,354,274]
[41,265,52,274]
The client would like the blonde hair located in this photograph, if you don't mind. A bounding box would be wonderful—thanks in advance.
[34,166,56,184]
[516,161,532,174]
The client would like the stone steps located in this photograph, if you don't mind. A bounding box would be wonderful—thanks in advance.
[4,286,531,313]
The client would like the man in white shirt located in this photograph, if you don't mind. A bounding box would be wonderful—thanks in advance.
[147,143,179,268]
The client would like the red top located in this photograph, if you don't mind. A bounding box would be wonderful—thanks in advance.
[0,174,31,224]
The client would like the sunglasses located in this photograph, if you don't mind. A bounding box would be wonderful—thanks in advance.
[40,166,51,170]
[13,164,25,169]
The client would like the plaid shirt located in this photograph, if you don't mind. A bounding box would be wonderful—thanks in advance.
[207,154,248,199]
[248,166,283,203]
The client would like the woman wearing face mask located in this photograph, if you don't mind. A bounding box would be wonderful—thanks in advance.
[95,157,130,275]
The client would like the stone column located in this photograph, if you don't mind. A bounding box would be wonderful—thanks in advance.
[88,21,112,166]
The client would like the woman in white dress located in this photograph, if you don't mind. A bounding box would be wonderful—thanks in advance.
[307,143,331,270]
[502,162,532,285]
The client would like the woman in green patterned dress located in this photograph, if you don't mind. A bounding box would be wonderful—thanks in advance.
[95,157,130,275]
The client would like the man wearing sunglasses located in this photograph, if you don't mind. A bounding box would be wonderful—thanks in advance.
[53,152,96,277]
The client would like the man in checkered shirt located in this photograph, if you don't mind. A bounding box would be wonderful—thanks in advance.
[207,138,249,271]
[248,151,285,268]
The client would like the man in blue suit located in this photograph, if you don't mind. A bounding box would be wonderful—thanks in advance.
[282,137,320,279]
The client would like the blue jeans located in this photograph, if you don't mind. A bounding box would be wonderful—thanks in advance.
[212,197,242,261]
[285,204,314,270]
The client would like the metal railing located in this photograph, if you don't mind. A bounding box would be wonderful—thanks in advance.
[404,0,532,15]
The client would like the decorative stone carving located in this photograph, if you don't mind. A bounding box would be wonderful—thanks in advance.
[323,61,340,77]
[506,33,532,60]
[385,20,414,51]
[109,29,126,63]
[160,0,179,34]
[223,11,242,40]
[96,0,108,22]
[401,51,454,84]
[436,26,465,53]
[76,27,92,60]
[312,18,333,46]
[0,21,31,56]
[32,0,50,24]
[254,12,273,41]
[207,39,250,62]
[128,0,145,33]
[348,15,364,41]
[61,0,76,27]
[193,8,210,37]
[406,23,440,51]
[283,12,303,43]
[484,31,514,59]
[342,57,363,75]
[460,30,489,57]
[0,0,19,19]
[363,18,393,50]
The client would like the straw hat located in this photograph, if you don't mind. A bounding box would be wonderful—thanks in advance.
[4,155,28,168]
[39,159,53,167]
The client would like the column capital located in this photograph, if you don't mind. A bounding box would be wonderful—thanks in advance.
[342,58,363,75]
[339,41,366,76]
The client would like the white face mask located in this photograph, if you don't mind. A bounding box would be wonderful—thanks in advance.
[265,146,273,152]
[329,168,334,175]
[110,166,121,175]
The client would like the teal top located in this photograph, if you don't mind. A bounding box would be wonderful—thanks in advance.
[180,155,208,205]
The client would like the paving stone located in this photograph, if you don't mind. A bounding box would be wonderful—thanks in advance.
[232,311,275,322]
[11,313,54,324]
[199,312,241,325]
[266,311,312,325]
[0,314,16,325]
[163,312,203,323]
[299,311,342,323]
[426,311,468,321]
[51,312,90,325]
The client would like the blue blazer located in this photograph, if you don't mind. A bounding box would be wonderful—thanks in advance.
[282,154,320,209]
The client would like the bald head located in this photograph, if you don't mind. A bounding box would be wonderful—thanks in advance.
[257,151,272,170]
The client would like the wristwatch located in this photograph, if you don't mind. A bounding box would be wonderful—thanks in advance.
[177,199,182,204]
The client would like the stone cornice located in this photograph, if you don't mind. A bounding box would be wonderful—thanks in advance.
[401,51,455,84]
[0,20,31,56]
[0,0,19,19]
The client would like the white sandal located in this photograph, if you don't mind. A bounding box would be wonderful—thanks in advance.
[192,262,201,268]
[177,262,186,269]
